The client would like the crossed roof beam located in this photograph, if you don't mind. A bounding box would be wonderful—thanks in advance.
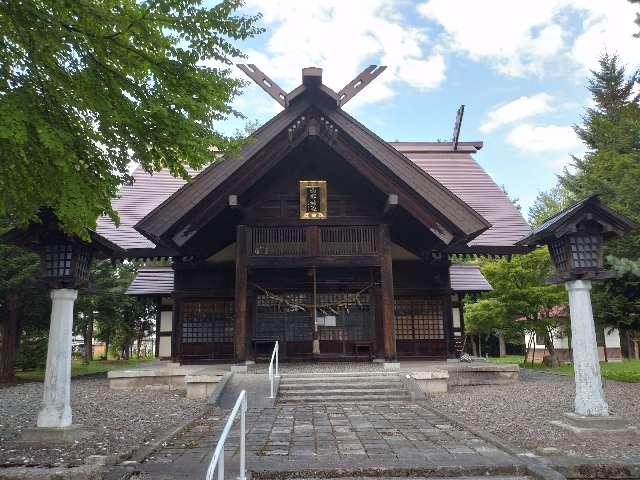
[236,63,387,109]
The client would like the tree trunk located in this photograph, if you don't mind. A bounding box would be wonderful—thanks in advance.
[542,327,560,367]
[104,333,110,361]
[0,293,19,384]
[470,336,478,356]
[477,334,482,357]
[83,315,93,364]
[498,333,507,357]
[136,333,143,358]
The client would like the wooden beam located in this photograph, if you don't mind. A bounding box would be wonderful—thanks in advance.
[379,224,396,360]
[237,64,288,108]
[337,65,386,107]
[384,194,399,216]
[234,225,248,363]
[452,105,465,151]
[228,195,239,209]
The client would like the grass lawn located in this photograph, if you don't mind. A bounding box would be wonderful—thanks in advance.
[15,358,152,382]
[487,355,640,383]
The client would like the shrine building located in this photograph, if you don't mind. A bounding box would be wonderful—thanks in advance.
[97,66,531,364]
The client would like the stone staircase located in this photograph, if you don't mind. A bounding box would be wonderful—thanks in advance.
[277,371,409,404]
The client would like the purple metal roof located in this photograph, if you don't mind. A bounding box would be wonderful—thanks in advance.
[126,266,174,295]
[126,264,490,295]
[96,168,194,250]
[450,264,492,292]
[392,142,531,248]
[97,142,530,252]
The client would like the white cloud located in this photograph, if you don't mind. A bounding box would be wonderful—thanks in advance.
[480,93,555,133]
[417,0,639,77]
[506,124,583,152]
[238,0,446,110]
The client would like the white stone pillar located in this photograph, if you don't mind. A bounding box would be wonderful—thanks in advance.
[37,288,78,428]
[565,279,609,416]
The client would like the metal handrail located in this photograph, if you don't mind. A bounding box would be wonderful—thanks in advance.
[205,390,247,480]
[268,341,279,399]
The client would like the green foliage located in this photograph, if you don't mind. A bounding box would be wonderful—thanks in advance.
[528,184,573,227]
[558,53,640,332]
[15,357,151,382]
[73,260,157,360]
[464,249,567,345]
[15,330,48,370]
[0,0,263,237]
[487,356,640,383]
[463,298,506,336]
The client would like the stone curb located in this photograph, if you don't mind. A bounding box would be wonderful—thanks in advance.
[548,457,640,479]
[0,465,103,480]
[128,406,214,464]
[251,464,528,480]
[418,401,567,480]
[208,372,233,406]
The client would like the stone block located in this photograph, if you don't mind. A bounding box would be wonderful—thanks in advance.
[185,374,222,399]
[447,363,519,386]
[550,412,639,435]
[107,367,196,390]
[16,425,94,445]
[413,370,449,394]
[0,465,103,480]
[383,362,400,370]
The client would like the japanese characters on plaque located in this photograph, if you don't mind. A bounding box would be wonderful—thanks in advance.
[299,180,327,219]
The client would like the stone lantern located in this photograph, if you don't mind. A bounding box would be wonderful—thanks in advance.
[517,195,636,429]
[3,212,121,441]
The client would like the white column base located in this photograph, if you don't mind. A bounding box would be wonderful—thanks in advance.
[37,288,77,428]
[566,280,609,417]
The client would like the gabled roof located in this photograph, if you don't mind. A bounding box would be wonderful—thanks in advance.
[96,142,530,256]
[133,75,491,250]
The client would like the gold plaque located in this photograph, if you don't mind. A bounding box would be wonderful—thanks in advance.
[299,180,327,219]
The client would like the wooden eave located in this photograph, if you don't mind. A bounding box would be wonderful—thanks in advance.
[135,91,491,252]
[516,195,637,246]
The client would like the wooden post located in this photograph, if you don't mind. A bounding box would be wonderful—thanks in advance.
[379,225,396,360]
[234,225,248,363]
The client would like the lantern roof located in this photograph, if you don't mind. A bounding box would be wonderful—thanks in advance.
[516,194,637,247]
[2,211,124,257]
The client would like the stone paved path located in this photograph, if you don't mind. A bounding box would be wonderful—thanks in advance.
[139,402,525,479]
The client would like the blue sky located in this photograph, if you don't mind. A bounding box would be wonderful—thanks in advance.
[209,0,640,218]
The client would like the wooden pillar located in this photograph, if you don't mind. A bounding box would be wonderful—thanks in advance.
[379,225,396,360]
[234,225,248,363]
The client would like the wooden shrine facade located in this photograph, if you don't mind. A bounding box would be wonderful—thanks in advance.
[100,66,531,363]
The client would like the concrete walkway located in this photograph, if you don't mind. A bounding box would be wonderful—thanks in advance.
[137,402,529,479]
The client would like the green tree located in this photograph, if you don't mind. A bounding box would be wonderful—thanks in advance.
[468,249,567,364]
[528,184,573,227]
[0,1,262,237]
[0,241,43,382]
[559,53,640,342]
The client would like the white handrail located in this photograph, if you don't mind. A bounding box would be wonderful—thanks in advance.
[268,341,279,399]
[205,390,247,480]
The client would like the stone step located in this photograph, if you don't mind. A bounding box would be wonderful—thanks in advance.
[278,393,410,403]
[279,375,401,384]
[280,371,397,379]
[279,382,402,391]
[280,387,406,396]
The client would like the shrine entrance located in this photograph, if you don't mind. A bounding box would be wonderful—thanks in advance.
[252,289,376,360]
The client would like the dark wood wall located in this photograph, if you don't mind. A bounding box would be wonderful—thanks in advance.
[243,140,385,225]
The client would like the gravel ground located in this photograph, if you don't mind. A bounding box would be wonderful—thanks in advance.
[428,369,640,460]
[0,377,205,467]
